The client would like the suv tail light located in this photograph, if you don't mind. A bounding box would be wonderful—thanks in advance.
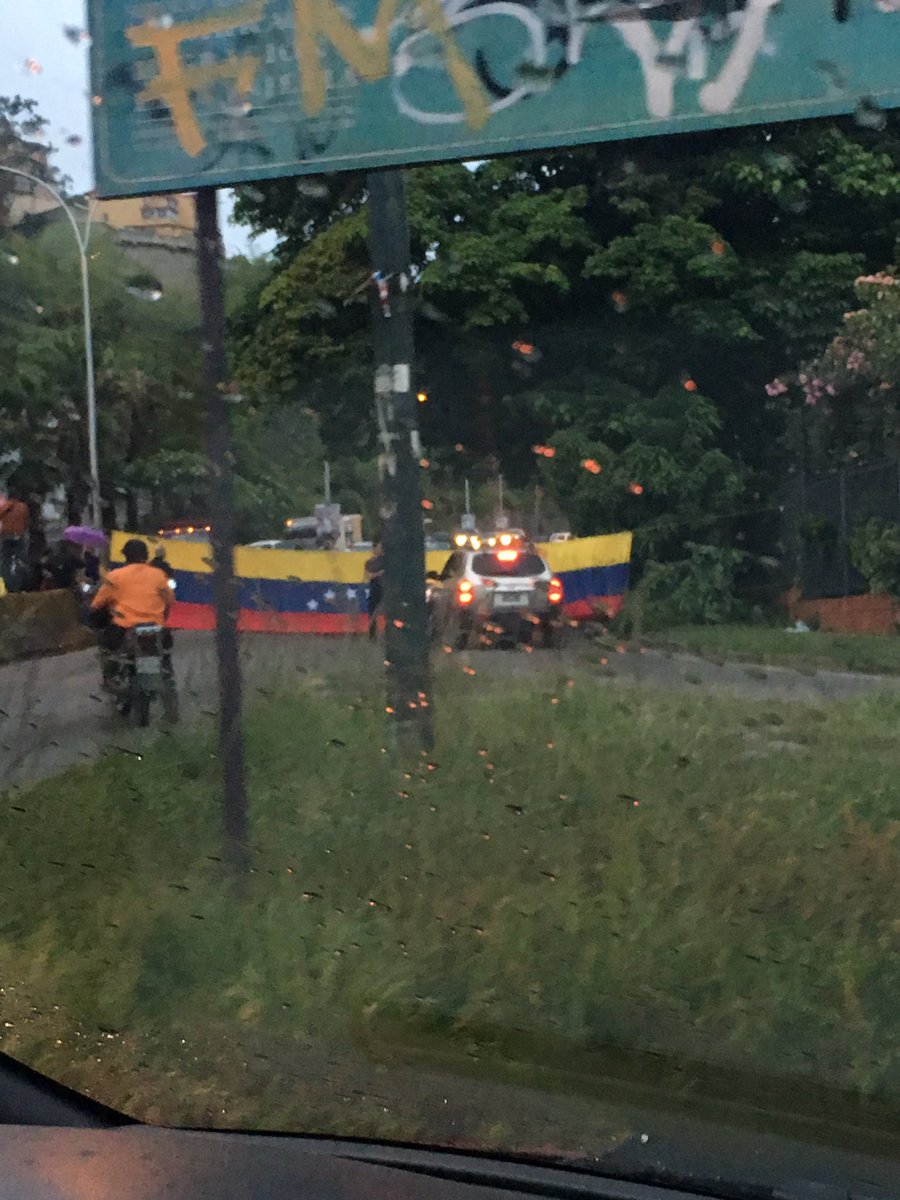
[548,577,564,605]
[457,579,475,606]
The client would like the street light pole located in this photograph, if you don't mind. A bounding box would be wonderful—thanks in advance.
[0,166,100,527]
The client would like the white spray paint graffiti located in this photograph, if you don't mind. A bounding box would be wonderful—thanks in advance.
[392,0,784,125]
[612,0,781,119]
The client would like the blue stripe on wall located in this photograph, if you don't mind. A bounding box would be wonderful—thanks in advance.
[169,561,629,614]
[557,562,630,602]
[171,570,370,614]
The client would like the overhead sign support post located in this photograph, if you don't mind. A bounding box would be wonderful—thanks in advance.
[195,189,250,871]
[367,169,434,752]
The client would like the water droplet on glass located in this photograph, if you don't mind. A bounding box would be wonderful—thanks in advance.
[855,96,887,130]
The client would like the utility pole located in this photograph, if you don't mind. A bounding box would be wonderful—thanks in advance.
[497,474,508,529]
[461,477,475,532]
[323,460,332,505]
[195,188,250,871]
[366,169,433,751]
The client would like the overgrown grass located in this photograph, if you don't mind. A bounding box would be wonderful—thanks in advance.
[650,624,900,675]
[1,659,898,1150]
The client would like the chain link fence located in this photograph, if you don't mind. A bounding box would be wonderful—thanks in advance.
[782,459,900,599]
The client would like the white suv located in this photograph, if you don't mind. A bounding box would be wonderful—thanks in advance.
[427,537,564,649]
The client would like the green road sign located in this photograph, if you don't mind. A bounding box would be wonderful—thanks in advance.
[90,0,900,197]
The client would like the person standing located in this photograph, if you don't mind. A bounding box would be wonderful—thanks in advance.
[0,491,30,593]
[364,540,385,641]
[151,544,175,579]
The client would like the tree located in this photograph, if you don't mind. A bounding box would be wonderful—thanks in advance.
[848,518,900,599]
[774,271,900,468]
[524,376,744,563]
[230,116,900,557]
[0,221,203,519]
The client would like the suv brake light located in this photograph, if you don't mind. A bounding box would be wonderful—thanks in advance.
[457,579,475,606]
[548,577,564,605]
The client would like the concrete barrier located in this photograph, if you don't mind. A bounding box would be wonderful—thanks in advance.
[783,587,900,635]
[0,590,93,664]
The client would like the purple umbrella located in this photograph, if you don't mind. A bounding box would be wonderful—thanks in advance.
[62,525,109,549]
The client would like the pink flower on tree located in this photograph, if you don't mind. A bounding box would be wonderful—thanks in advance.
[803,377,827,407]
[765,378,789,396]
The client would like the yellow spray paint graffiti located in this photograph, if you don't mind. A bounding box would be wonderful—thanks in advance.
[127,1,266,158]
[294,0,490,128]
[127,0,491,160]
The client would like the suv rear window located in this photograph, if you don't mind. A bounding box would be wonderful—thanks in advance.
[472,553,546,577]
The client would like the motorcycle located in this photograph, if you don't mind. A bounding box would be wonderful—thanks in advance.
[109,624,179,727]
[81,579,179,727]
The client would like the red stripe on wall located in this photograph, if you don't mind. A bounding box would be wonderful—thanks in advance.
[168,598,624,634]
[565,596,624,620]
[169,602,369,634]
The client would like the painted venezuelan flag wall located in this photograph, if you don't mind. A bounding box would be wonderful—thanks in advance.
[109,532,632,634]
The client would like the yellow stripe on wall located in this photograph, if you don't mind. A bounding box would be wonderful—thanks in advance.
[110,530,632,583]
[537,532,633,573]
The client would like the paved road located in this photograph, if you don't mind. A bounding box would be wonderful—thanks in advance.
[0,633,356,792]
[2,633,899,792]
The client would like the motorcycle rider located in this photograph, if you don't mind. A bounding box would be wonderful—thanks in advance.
[90,538,173,691]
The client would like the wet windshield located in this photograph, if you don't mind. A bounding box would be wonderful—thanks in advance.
[1,1,899,1192]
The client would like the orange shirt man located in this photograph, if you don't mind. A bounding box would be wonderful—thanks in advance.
[91,538,172,628]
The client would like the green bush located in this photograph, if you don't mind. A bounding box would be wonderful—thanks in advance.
[848,519,900,598]
[641,542,746,629]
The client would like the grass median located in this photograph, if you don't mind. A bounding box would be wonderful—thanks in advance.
[1,652,898,1150]
[649,623,900,676]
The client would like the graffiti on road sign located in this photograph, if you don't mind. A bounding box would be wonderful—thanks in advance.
[90,0,900,195]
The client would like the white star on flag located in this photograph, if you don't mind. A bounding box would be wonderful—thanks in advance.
[346,588,357,599]
[306,599,319,611]
[324,589,336,601]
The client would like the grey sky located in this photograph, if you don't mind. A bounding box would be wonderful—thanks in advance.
[3,0,273,256]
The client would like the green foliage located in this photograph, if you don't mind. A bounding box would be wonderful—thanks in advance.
[524,377,744,561]
[849,518,900,599]
[410,162,590,328]
[641,543,747,628]
[786,272,900,466]
[125,450,209,520]
[230,404,323,540]
[0,222,203,510]
[229,118,900,556]
[586,213,748,341]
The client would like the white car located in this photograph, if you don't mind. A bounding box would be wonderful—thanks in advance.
[426,536,564,649]
[247,539,304,550]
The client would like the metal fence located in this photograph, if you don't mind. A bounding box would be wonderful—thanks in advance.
[783,459,900,599]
